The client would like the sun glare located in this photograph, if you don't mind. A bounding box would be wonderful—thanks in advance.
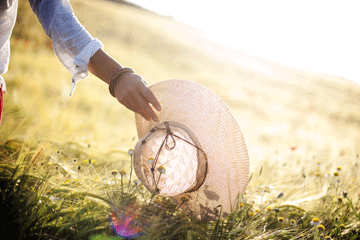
[129,0,359,83]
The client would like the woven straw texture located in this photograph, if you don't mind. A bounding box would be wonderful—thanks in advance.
[135,79,249,219]
[134,123,199,197]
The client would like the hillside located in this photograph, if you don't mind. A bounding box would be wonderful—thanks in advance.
[72,0,360,166]
[2,2,360,238]
[3,0,360,174]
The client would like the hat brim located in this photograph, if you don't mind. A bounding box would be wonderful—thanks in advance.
[135,79,249,219]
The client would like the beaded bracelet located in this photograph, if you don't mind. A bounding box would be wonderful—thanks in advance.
[109,67,135,97]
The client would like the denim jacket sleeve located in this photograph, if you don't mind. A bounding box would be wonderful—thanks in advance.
[29,0,103,96]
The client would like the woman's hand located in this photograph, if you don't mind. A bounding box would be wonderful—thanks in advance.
[114,72,161,122]
[88,49,161,122]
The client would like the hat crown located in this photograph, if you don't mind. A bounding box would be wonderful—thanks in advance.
[134,122,205,197]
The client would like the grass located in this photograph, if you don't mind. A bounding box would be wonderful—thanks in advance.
[1,0,360,239]
[1,139,360,239]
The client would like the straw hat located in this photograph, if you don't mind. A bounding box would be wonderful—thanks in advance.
[133,79,249,220]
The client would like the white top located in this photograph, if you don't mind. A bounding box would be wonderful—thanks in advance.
[0,0,103,95]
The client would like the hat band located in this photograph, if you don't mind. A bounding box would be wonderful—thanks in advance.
[141,121,208,193]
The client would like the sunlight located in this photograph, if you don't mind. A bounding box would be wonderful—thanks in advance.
[2,0,360,238]
[129,0,359,83]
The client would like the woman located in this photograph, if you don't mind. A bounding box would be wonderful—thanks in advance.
[0,0,161,124]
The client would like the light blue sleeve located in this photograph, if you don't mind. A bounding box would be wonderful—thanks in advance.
[0,0,19,93]
[29,0,103,96]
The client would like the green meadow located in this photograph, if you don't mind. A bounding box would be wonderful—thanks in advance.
[1,0,360,239]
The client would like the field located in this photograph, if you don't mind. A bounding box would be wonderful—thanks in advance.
[1,0,360,239]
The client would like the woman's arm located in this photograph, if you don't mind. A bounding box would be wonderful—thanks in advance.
[28,0,161,121]
[88,48,161,122]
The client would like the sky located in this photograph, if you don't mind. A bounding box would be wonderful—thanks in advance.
[128,0,359,84]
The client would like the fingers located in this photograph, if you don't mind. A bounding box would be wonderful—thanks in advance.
[130,92,159,122]
[121,99,134,114]
[121,91,158,122]
[114,73,161,122]
[119,95,148,120]
[140,86,162,112]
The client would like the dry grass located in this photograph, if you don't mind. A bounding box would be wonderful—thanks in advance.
[3,0,360,161]
[72,0,360,168]
[1,0,360,239]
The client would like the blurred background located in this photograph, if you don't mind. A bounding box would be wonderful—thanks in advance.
[1,0,360,177]
[129,0,360,83]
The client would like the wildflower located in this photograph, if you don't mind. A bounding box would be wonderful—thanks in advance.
[240,203,244,208]
[317,161,321,166]
[266,206,272,211]
[310,217,321,226]
[317,224,325,231]
[181,196,189,202]
[291,146,297,151]
[315,172,320,177]
[147,158,154,165]
[274,208,280,213]
[342,191,348,198]
[290,219,296,225]
[157,165,166,174]
[336,166,342,171]
[339,224,346,230]
[338,197,342,203]
[278,217,284,223]
[111,170,118,175]
[249,212,255,216]
[119,170,127,176]
[255,209,260,213]
[154,198,162,206]
[83,159,95,164]
[334,172,339,176]
[128,149,134,155]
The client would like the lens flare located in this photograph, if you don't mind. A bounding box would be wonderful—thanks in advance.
[109,207,144,239]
